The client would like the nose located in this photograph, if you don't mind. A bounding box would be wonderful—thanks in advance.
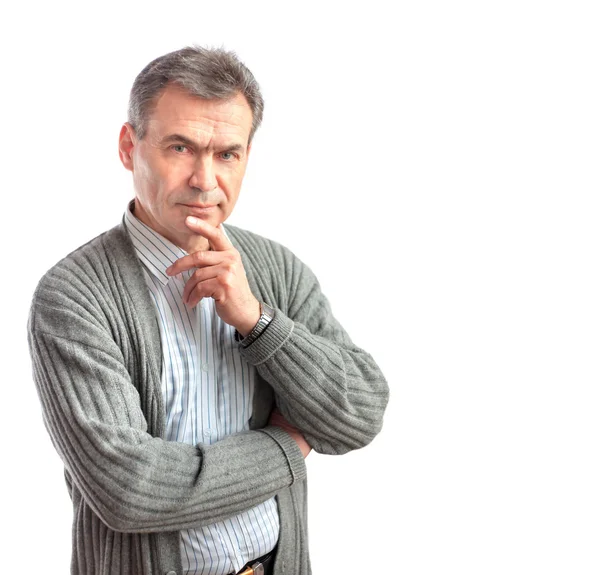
[188,156,217,192]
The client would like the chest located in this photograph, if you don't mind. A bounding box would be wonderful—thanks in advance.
[146,274,262,445]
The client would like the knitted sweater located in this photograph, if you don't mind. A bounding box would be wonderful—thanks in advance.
[27,219,389,575]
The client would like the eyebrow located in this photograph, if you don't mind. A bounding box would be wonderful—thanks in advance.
[160,134,246,153]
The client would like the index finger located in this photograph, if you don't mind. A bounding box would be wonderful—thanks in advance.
[184,216,232,251]
[165,249,223,276]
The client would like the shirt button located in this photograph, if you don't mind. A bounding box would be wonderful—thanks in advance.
[203,429,213,438]
[201,363,209,372]
[166,571,177,575]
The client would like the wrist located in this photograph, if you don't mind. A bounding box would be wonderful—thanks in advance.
[236,301,275,348]
[235,301,261,337]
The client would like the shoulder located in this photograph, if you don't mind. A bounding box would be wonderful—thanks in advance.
[223,223,306,275]
[34,223,130,295]
[29,222,137,329]
[223,223,293,260]
[223,223,321,309]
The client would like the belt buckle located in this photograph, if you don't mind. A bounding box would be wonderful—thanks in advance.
[238,562,264,575]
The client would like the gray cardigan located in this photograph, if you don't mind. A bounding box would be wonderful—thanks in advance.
[27,219,389,575]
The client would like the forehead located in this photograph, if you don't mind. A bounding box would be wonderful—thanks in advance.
[146,84,253,142]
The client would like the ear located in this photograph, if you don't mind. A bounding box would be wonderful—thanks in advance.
[118,123,137,171]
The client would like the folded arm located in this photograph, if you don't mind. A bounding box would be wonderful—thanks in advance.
[28,296,306,534]
[239,245,390,455]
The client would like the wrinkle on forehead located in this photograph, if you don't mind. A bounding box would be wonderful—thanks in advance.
[148,119,246,143]
[144,87,252,146]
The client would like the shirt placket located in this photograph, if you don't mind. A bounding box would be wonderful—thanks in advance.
[197,297,219,446]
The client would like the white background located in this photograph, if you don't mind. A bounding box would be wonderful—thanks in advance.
[1,1,599,573]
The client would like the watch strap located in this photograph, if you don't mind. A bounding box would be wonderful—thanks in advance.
[236,302,275,348]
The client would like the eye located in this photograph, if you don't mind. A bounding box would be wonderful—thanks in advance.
[171,145,189,153]
[220,151,236,161]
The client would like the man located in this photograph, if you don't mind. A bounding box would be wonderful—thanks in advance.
[27,46,389,575]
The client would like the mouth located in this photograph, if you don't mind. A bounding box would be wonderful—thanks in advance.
[180,203,218,212]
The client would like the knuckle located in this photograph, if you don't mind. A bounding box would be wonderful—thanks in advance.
[192,283,204,298]
[221,272,235,287]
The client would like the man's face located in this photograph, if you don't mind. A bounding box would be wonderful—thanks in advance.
[119,84,253,252]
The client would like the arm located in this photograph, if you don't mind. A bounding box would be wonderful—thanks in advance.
[27,286,306,534]
[239,244,390,455]
[165,219,389,456]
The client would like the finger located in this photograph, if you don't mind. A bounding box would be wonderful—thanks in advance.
[166,249,226,276]
[269,410,294,429]
[186,277,223,308]
[182,264,227,303]
[268,410,284,424]
[184,216,232,251]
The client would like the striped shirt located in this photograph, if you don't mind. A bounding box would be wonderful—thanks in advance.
[124,201,279,575]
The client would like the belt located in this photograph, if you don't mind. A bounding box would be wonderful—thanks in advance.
[232,549,275,575]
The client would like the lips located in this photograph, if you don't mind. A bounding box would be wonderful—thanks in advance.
[181,203,217,209]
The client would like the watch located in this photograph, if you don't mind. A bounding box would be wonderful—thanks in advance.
[236,301,275,348]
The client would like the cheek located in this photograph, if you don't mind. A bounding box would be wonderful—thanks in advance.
[220,176,245,216]
[159,159,192,190]
[221,163,247,193]
[139,157,179,200]
[134,155,160,193]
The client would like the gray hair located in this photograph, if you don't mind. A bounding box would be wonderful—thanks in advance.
[127,46,264,143]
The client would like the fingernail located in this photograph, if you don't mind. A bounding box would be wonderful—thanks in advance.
[186,216,199,225]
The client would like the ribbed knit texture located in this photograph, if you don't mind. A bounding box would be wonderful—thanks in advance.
[124,207,280,574]
[27,218,389,575]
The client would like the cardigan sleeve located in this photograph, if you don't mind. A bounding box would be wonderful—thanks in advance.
[27,283,306,534]
[238,240,390,455]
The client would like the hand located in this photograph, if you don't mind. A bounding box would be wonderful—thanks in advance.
[269,409,312,459]
[165,216,260,335]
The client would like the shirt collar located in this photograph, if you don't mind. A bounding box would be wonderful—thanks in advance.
[123,200,187,286]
